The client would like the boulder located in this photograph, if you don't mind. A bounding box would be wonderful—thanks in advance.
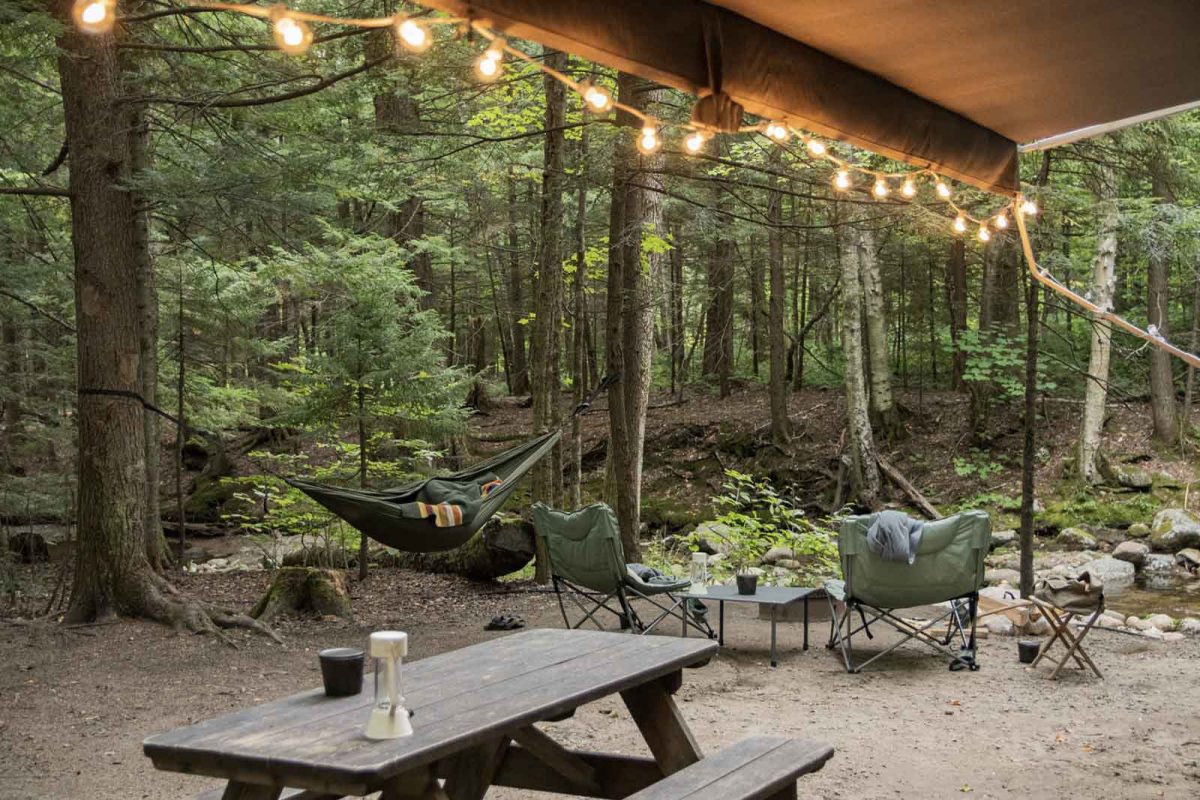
[1175,548,1200,574]
[693,521,734,555]
[1143,553,1177,574]
[774,558,802,570]
[985,568,1021,586]
[1177,617,1200,635]
[990,529,1017,550]
[1143,627,1165,641]
[1056,527,1096,549]
[761,545,795,565]
[983,615,1015,636]
[1149,509,1200,552]
[1080,556,1135,584]
[1111,541,1149,568]
[1163,632,1185,643]
[1145,613,1176,631]
[1126,522,1151,538]
[1126,615,1148,630]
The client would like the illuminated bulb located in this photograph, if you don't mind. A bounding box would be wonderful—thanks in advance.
[995,213,1009,229]
[637,126,660,155]
[764,122,789,142]
[873,178,889,198]
[978,225,991,242]
[806,138,827,156]
[936,180,952,199]
[582,83,613,112]
[901,178,916,198]
[833,170,851,191]
[73,0,115,34]
[396,18,431,53]
[1021,198,1038,216]
[953,215,967,234]
[475,46,502,81]
[271,9,312,56]
[683,131,706,154]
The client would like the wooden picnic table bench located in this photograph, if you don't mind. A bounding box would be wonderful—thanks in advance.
[145,629,722,799]
[623,737,833,800]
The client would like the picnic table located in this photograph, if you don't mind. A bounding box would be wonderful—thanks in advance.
[143,629,719,799]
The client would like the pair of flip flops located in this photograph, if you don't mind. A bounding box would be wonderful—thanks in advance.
[485,614,525,631]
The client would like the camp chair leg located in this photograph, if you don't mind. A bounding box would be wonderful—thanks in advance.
[621,587,716,639]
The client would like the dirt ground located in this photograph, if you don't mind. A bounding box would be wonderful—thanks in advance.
[2,568,1198,800]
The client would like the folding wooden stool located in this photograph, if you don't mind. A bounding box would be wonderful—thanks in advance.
[1027,595,1104,679]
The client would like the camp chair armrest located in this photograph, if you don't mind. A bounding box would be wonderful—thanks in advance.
[623,573,691,595]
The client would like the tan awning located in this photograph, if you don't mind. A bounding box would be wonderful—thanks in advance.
[421,0,1200,196]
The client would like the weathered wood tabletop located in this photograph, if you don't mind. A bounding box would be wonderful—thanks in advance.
[144,628,718,799]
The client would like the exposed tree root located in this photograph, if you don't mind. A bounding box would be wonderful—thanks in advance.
[127,571,283,645]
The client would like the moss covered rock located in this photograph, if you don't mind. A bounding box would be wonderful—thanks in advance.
[1056,527,1097,549]
[1149,509,1200,552]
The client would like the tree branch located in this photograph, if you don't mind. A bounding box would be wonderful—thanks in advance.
[0,289,76,333]
[0,185,70,197]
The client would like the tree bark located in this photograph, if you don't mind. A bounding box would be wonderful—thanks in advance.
[701,181,734,397]
[858,228,898,437]
[506,170,530,395]
[766,150,790,445]
[840,222,882,508]
[947,240,968,390]
[1148,165,1179,443]
[1078,165,1119,484]
[1184,273,1200,435]
[569,127,589,508]
[1019,269,1040,597]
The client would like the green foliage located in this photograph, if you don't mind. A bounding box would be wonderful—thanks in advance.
[953,450,1007,481]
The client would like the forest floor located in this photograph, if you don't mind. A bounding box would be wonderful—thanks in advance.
[2,566,1199,800]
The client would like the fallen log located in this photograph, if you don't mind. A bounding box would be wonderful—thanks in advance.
[876,456,940,520]
[390,519,536,581]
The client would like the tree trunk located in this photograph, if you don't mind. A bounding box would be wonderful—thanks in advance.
[858,228,898,437]
[506,171,530,395]
[530,49,567,581]
[1078,166,1119,484]
[1184,274,1200,435]
[357,385,369,581]
[840,222,882,508]
[947,240,968,390]
[1148,166,1179,443]
[766,151,790,445]
[749,236,764,378]
[701,183,734,397]
[569,127,589,508]
[1019,269,1040,597]
[605,73,661,560]
[669,223,685,396]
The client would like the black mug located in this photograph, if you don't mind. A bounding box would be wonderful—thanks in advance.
[319,647,365,696]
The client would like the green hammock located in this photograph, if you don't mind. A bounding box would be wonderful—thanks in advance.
[286,431,560,553]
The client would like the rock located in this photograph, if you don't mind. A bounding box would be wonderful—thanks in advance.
[985,568,1020,586]
[1106,461,1153,490]
[1126,615,1146,630]
[774,558,802,570]
[1145,613,1176,631]
[1177,617,1200,635]
[1149,509,1200,552]
[1025,618,1051,636]
[1143,553,1176,574]
[1056,527,1097,548]
[1101,610,1127,626]
[1126,523,1151,538]
[1111,541,1149,568]
[1152,471,1183,489]
[1163,632,1185,643]
[1143,627,1165,641]
[1080,556,1135,584]
[984,615,1015,636]
[1175,548,1200,573]
[693,521,735,555]
[990,529,1017,550]
[761,545,795,565]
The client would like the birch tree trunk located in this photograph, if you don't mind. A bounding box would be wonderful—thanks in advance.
[858,227,898,437]
[1078,166,1119,484]
[1148,165,1179,443]
[840,223,882,508]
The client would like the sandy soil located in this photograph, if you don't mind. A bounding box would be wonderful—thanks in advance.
[2,569,1198,800]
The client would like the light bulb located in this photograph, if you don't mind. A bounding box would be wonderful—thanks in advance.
[764,122,789,142]
[901,178,916,198]
[953,215,967,233]
[637,126,660,154]
[806,138,827,156]
[833,170,851,191]
[995,213,1009,229]
[978,225,991,242]
[582,83,612,112]
[873,178,889,198]
[684,131,706,154]
[475,52,501,80]
[936,180,952,199]
[271,9,312,56]
[396,18,430,52]
[73,0,115,34]
[1021,199,1038,216]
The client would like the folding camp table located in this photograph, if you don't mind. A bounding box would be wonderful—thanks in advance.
[681,585,825,667]
[144,629,718,798]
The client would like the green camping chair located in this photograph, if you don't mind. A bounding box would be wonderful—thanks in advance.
[532,503,714,638]
[824,510,990,673]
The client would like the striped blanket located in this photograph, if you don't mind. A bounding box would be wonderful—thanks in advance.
[404,473,505,528]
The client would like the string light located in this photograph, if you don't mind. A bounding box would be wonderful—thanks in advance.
[581,82,613,112]
[270,7,312,56]
[995,212,1009,229]
[638,124,660,154]
[901,178,916,198]
[953,214,967,233]
[806,139,827,156]
[72,0,116,34]
[764,122,789,142]
[873,178,889,198]
[833,170,851,191]
[396,18,431,53]
[475,42,503,80]
[978,225,991,242]
[1021,198,1038,216]
[935,179,952,199]
[683,131,707,154]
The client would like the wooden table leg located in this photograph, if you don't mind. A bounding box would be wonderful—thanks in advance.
[620,673,703,776]
[441,736,509,800]
[220,783,282,800]
[381,767,450,800]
